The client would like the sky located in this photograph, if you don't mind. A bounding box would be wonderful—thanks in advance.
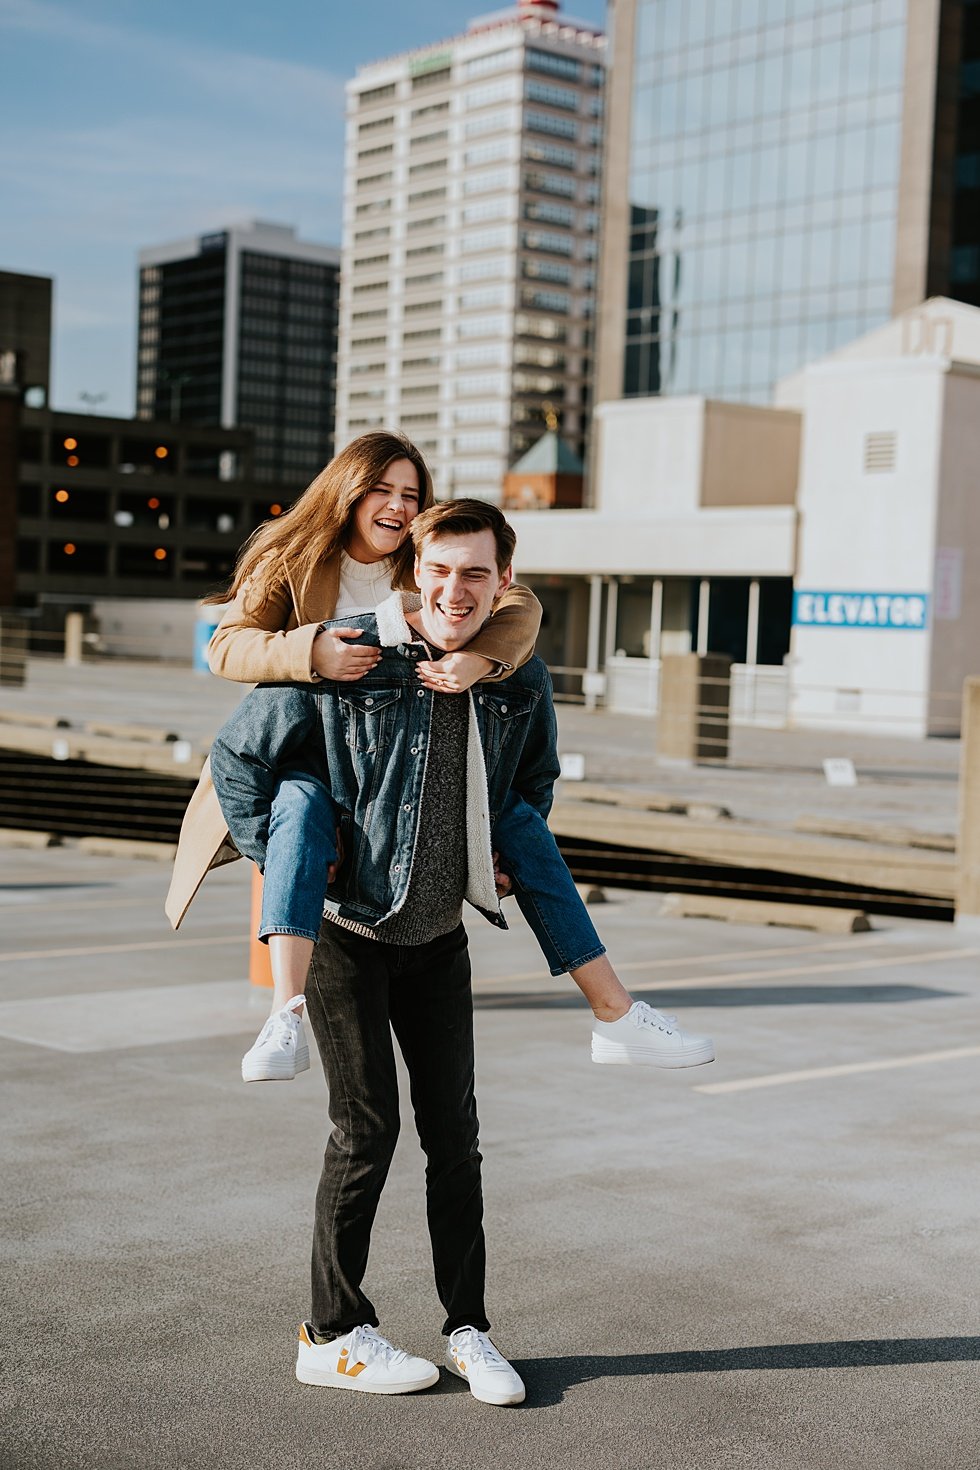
[0,0,607,418]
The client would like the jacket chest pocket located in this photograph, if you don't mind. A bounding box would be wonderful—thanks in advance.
[338,687,401,754]
[477,691,535,768]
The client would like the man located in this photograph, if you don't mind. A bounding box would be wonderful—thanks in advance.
[209,500,559,1405]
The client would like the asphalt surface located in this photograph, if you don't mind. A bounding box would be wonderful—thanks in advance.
[2,844,978,1469]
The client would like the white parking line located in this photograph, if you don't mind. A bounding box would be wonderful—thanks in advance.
[642,945,980,991]
[0,935,243,963]
[472,944,980,991]
[696,1045,980,1094]
[471,932,899,987]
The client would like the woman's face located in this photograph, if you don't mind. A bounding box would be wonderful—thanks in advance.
[346,457,422,563]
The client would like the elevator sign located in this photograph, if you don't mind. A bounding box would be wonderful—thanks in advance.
[793,590,929,630]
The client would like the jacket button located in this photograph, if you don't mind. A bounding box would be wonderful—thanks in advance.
[393,864,401,872]
[500,704,507,713]
[410,746,418,754]
[365,697,374,707]
[417,689,425,697]
[403,803,411,812]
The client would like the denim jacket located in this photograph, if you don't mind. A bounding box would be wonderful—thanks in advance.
[208,591,560,934]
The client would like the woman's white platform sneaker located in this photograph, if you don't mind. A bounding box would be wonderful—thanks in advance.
[242,996,310,1082]
[446,1326,526,1405]
[296,1322,439,1394]
[591,1001,715,1068]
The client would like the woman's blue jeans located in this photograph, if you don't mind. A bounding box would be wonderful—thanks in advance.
[258,770,339,944]
[258,774,605,974]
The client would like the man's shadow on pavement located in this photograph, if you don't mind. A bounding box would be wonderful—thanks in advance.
[505,1337,980,1406]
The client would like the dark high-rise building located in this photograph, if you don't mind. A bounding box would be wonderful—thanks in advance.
[595,0,973,407]
[137,222,340,487]
[0,269,52,406]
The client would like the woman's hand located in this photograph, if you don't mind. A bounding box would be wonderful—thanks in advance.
[492,851,513,899]
[416,650,495,694]
[311,628,381,682]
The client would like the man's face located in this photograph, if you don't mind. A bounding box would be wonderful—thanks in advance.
[414,529,512,651]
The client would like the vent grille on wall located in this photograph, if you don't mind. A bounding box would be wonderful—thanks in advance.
[864,431,897,473]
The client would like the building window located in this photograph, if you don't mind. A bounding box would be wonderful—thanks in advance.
[406,214,447,234]
[411,66,451,91]
[524,200,574,227]
[408,158,448,178]
[465,77,518,112]
[408,186,447,207]
[406,242,445,260]
[411,129,450,150]
[463,50,517,79]
[359,82,396,105]
[412,100,450,120]
[464,139,513,168]
[464,108,517,138]
[117,544,172,578]
[522,229,574,256]
[358,114,395,135]
[526,110,578,142]
[525,80,580,112]
[403,298,444,315]
[525,49,582,84]
[523,259,573,285]
[49,541,108,574]
[523,140,576,170]
[524,169,576,198]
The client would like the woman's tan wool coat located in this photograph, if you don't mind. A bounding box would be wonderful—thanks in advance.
[165,557,541,929]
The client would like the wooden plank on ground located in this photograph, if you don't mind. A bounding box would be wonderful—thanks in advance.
[660,892,871,932]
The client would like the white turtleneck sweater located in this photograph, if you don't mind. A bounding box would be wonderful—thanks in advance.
[335,553,395,617]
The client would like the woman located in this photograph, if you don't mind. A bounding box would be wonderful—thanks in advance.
[168,430,714,1078]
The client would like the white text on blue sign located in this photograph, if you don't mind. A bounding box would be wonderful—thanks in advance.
[792,591,929,630]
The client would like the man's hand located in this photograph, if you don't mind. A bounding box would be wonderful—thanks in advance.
[492,850,513,899]
[416,650,495,694]
[312,628,381,682]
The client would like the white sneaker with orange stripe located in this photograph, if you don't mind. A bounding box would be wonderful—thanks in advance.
[446,1326,526,1406]
[295,1322,439,1394]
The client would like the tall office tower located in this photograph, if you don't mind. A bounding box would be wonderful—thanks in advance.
[595,0,973,407]
[336,0,606,501]
[0,270,52,406]
[137,221,340,486]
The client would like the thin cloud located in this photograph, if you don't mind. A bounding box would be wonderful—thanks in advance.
[0,0,348,118]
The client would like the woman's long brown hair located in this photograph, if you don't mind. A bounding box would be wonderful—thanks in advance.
[203,430,435,611]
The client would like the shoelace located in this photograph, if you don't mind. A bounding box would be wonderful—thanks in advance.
[452,1329,507,1370]
[348,1324,407,1367]
[261,1010,298,1051]
[632,1003,678,1035]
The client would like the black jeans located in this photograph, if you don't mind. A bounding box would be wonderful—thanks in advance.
[305,920,490,1339]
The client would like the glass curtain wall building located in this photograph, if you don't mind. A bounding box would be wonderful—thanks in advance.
[625,0,906,401]
[596,0,972,408]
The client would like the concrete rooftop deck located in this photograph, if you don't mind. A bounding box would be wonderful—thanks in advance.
[2,843,978,1468]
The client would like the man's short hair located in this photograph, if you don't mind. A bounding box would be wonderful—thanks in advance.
[410,498,517,575]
